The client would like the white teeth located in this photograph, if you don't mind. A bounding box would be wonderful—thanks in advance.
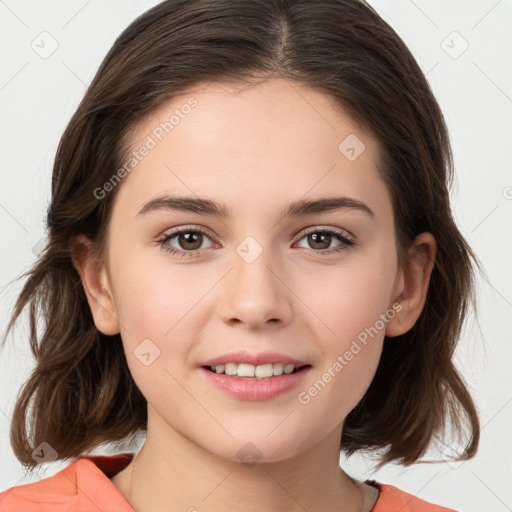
[224,363,237,376]
[255,363,273,378]
[283,364,295,374]
[237,363,255,377]
[211,362,301,378]
[273,363,284,376]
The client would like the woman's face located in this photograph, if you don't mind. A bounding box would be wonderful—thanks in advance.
[98,78,404,463]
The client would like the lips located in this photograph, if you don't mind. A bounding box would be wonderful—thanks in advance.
[199,365,312,400]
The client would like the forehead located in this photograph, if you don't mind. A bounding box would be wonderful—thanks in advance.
[115,78,389,220]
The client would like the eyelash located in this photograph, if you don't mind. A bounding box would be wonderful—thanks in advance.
[157,225,355,258]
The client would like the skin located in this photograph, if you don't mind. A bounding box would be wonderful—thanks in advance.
[72,78,436,512]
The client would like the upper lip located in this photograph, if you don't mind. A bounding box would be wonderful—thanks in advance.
[200,350,310,368]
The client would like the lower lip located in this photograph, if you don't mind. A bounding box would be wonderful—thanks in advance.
[199,366,312,401]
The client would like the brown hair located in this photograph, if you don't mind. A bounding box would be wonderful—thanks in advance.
[2,0,481,472]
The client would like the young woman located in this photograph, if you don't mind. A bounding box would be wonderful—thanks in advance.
[0,1,480,511]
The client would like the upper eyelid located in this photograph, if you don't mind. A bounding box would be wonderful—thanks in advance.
[300,225,354,239]
[162,224,216,240]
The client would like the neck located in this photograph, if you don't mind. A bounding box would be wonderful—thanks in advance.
[111,416,370,512]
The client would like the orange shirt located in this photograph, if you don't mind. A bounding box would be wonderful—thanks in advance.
[0,453,455,511]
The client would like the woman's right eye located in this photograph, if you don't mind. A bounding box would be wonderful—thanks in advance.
[157,226,216,258]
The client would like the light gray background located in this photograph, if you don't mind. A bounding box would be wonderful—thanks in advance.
[1,1,511,511]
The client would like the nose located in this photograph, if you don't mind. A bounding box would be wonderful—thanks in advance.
[218,242,293,330]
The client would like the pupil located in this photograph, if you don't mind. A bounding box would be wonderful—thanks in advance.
[180,232,202,250]
[309,233,330,250]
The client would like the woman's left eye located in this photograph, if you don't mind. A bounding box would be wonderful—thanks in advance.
[157,226,355,258]
[295,227,355,254]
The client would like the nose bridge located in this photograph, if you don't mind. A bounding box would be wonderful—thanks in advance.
[232,234,280,301]
[219,234,292,327]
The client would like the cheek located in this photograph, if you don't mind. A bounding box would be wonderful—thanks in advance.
[109,260,206,411]
[296,341,383,440]
[108,250,221,391]
[291,254,395,420]
[295,280,387,434]
[294,250,396,343]
[111,247,214,341]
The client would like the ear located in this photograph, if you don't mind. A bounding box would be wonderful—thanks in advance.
[70,234,120,336]
[385,232,437,337]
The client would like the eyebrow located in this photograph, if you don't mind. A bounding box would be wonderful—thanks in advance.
[137,194,375,219]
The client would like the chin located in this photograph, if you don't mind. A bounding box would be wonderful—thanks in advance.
[202,434,308,467]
